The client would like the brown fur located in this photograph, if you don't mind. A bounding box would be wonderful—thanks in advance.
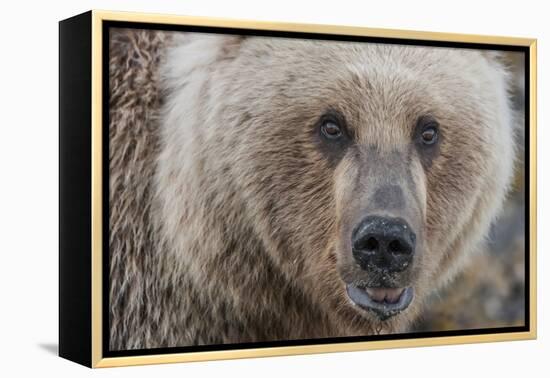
[109,29,515,350]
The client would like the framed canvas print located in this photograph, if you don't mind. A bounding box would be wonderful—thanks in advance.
[59,10,537,368]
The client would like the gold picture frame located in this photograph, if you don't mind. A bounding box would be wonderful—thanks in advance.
[59,10,537,368]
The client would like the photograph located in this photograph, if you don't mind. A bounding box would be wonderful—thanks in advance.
[106,25,527,352]
[3,0,547,376]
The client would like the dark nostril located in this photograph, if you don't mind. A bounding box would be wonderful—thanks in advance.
[365,237,379,251]
[352,215,416,272]
[388,240,402,253]
[389,239,412,254]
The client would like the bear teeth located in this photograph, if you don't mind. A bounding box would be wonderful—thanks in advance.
[365,288,405,304]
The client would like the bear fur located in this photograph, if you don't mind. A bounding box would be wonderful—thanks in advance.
[108,28,516,350]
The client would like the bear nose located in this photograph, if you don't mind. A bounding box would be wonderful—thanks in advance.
[351,216,416,273]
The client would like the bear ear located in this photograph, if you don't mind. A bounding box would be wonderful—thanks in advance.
[163,34,247,87]
[479,51,514,72]
[480,50,505,61]
[172,33,246,63]
[218,35,247,60]
[479,50,514,87]
[480,50,525,97]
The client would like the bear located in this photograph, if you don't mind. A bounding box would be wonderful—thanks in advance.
[108,28,516,350]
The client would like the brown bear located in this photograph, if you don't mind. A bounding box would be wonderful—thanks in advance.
[108,28,516,350]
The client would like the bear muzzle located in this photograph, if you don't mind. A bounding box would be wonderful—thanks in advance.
[344,216,418,320]
[351,215,416,273]
[346,284,415,320]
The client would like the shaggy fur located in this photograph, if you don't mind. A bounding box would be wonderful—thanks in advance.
[109,29,516,350]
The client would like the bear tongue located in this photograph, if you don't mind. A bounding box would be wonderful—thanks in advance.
[365,288,405,304]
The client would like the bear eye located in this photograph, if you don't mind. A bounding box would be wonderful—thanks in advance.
[316,111,350,165]
[321,120,343,140]
[416,116,440,146]
[421,125,438,145]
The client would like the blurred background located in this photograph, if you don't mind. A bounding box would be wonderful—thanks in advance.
[413,52,527,332]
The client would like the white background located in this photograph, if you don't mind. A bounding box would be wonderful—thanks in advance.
[0,0,546,376]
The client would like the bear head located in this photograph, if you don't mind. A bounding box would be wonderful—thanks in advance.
[158,34,516,334]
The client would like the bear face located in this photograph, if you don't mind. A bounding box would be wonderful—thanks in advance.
[156,34,515,338]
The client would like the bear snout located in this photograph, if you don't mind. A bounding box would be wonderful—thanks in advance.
[351,215,416,274]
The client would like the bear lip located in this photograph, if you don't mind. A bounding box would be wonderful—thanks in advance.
[346,285,414,321]
[365,287,405,304]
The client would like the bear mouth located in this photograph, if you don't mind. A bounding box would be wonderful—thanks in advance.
[346,284,414,320]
